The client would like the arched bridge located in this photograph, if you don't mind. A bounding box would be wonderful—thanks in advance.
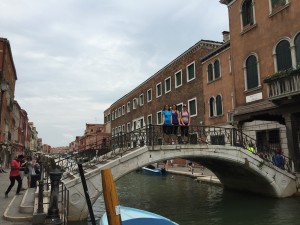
[45,125,298,221]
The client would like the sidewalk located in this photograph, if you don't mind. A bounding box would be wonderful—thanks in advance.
[0,172,32,225]
[166,165,221,186]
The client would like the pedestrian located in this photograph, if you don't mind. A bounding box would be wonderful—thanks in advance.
[0,156,7,173]
[5,155,24,198]
[180,104,190,144]
[25,156,34,188]
[161,104,172,144]
[272,149,285,169]
[19,155,27,190]
[171,104,181,144]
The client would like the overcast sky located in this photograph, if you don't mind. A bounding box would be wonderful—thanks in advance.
[0,0,229,147]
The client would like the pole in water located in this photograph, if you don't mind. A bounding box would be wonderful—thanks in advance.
[78,163,96,225]
[101,169,122,225]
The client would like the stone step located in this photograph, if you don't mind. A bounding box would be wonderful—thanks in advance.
[3,191,33,222]
[20,188,36,214]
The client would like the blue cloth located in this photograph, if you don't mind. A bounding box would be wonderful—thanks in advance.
[162,110,172,125]
[272,153,284,169]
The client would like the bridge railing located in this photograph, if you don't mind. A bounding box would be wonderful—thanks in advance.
[42,125,295,177]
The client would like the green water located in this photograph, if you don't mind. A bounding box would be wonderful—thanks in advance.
[77,171,300,225]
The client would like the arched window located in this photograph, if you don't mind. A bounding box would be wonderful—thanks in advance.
[209,97,215,117]
[208,64,213,82]
[295,33,300,67]
[214,60,220,79]
[216,95,223,116]
[246,55,259,90]
[242,0,254,27]
[276,40,292,71]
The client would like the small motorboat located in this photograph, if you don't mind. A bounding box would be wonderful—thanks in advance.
[142,165,167,176]
[99,205,179,225]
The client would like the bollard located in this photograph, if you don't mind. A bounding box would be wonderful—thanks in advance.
[44,168,63,225]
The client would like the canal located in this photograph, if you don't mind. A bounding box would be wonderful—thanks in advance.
[74,171,300,225]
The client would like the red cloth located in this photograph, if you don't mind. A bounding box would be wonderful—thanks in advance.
[10,159,20,177]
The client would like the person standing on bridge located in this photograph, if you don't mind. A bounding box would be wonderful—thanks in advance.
[171,104,181,144]
[162,104,172,144]
[180,104,190,144]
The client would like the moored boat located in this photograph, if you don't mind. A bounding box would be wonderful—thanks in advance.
[99,206,179,225]
[142,164,167,175]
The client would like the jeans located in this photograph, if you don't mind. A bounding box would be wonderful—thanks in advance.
[5,175,22,195]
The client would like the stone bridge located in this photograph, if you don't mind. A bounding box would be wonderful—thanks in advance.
[46,126,298,221]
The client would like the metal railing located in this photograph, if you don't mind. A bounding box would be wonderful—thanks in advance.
[41,125,295,178]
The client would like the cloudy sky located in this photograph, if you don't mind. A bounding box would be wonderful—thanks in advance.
[0,0,229,147]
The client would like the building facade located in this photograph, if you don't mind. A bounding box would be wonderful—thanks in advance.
[103,0,300,171]
[104,40,222,135]
[220,0,300,170]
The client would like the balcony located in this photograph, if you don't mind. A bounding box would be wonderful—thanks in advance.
[264,68,300,102]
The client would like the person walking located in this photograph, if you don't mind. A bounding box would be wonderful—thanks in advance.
[5,155,24,198]
[0,156,7,173]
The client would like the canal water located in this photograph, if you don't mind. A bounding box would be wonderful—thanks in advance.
[73,171,300,225]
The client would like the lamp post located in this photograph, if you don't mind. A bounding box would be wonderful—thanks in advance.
[44,168,63,225]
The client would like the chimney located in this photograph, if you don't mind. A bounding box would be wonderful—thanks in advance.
[222,31,230,42]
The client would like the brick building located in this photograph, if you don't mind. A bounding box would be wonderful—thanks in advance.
[104,40,222,135]
[104,0,300,170]
[220,0,300,170]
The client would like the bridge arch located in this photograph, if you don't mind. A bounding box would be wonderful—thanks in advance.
[61,144,297,221]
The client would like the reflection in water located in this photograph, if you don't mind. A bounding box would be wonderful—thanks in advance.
[71,171,300,225]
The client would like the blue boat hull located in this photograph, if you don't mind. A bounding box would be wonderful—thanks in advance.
[100,206,178,225]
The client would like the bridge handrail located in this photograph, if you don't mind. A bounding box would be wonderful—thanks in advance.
[41,125,294,178]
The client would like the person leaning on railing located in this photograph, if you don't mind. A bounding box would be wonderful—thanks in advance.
[247,142,255,154]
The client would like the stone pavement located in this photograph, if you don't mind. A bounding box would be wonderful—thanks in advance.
[0,172,32,225]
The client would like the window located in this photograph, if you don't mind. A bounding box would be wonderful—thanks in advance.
[216,95,223,116]
[214,60,220,79]
[115,110,117,119]
[122,105,125,115]
[118,108,121,117]
[177,104,183,114]
[127,122,131,132]
[271,0,287,9]
[107,114,110,122]
[147,88,152,102]
[188,98,197,117]
[276,40,292,71]
[242,0,254,27]
[112,113,114,121]
[207,60,221,82]
[165,77,171,93]
[133,98,138,109]
[175,70,182,88]
[156,83,162,98]
[208,64,213,82]
[209,97,215,118]
[256,129,281,153]
[157,111,162,124]
[245,55,259,90]
[122,124,125,132]
[295,33,300,67]
[139,94,144,106]
[209,95,223,117]
[147,114,152,125]
[127,102,130,113]
[187,62,195,82]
